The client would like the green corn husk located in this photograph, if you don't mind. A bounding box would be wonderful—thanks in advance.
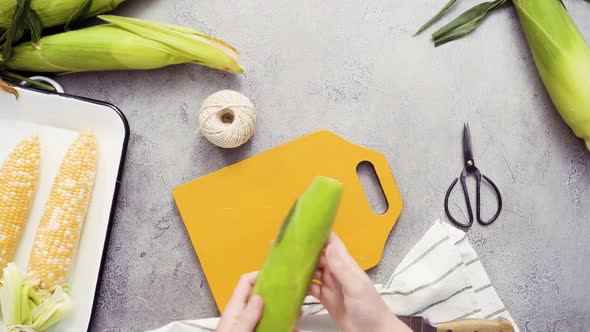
[0,263,28,331]
[0,0,125,29]
[4,15,243,73]
[29,287,72,331]
[514,0,590,150]
[0,263,71,332]
[252,176,343,332]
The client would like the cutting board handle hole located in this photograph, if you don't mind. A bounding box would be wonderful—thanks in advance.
[356,161,389,215]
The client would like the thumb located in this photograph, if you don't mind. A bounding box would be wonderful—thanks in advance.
[234,295,264,332]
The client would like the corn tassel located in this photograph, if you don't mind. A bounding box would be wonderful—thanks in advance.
[0,0,125,29]
[252,176,343,332]
[28,132,96,294]
[5,15,243,73]
[514,0,590,150]
[0,135,40,274]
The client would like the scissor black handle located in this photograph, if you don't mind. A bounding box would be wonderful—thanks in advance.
[444,174,473,228]
[477,174,502,225]
[444,170,502,228]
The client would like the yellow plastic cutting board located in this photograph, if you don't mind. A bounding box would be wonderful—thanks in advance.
[173,130,403,311]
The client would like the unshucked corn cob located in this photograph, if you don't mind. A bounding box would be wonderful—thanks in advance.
[0,135,41,273]
[0,0,125,29]
[29,132,97,293]
[514,0,590,150]
[416,0,590,150]
[252,177,343,332]
[0,132,96,332]
[6,15,244,73]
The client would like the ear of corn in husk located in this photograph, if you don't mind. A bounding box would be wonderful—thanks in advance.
[416,0,590,150]
[0,132,96,331]
[5,15,244,73]
[0,0,125,29]
[513,0,590,150]
[252,176,343,332]
[0,135,40,275]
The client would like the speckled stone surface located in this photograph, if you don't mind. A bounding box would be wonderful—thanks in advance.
[55,0,590,331]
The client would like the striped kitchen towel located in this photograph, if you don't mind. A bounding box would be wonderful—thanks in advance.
[300,219,519,331]
[148,220,519,332]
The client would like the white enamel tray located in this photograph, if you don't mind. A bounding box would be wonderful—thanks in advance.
[0,85,129,331]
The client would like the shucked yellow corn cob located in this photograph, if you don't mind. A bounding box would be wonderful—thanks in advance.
[0,136,41,272]
[28,132,96,293]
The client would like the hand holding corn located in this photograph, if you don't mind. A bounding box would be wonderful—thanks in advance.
[215,272,264,332]
[309,234,412,332]
[217,234,412,332]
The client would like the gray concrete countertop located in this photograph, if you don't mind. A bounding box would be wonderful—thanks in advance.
[57,0,589,331]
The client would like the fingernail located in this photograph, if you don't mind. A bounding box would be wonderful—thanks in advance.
[252,294,263,305]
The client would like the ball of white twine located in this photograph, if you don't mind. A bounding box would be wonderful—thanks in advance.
[198,90,256,148]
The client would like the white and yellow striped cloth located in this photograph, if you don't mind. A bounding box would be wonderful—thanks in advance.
[149,220,519,332]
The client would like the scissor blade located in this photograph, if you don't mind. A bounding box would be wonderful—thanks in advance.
[463,123,474,166]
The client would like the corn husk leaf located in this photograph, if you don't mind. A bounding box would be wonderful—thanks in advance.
[414,0,457,36]
[1,263,34,332]
[5,15,243,73]
[1,0,32,61]
[431,0,508,46]
[0,0,125,30]
[30,287,72,330]
[0,264,72,332]
[100,15,242,71]
[64,0,92,30]
[27,9,42,45]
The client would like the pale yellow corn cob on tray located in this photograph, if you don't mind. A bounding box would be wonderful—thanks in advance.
[0,86,128,331]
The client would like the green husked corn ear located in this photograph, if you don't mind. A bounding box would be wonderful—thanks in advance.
[418,0,590,150]
[252,176,343,332]
[0,0,125,29]
[5,15,243,73]
[514,0,590,150]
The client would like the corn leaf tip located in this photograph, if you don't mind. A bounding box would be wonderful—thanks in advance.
[0,79,19,99]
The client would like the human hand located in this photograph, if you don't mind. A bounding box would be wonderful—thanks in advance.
[309,233,412,332]
[216,272,264,332]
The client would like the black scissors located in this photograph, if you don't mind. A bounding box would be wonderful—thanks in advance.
[444,124,502,228]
